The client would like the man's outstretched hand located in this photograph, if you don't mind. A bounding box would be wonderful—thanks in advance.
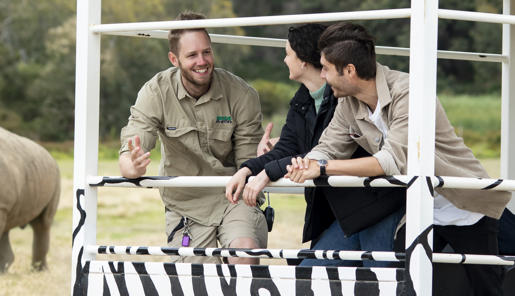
[257,122,279,156]
[119,135,151,178]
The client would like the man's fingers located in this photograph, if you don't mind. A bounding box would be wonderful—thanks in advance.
[140,158,151,168]
[291,157,298,169]
[128,138,134,151]
[242,187,249,205]
[297,157,304,169]
[304,158,310,168]
[134,135,141,148]
[264,122,273,138]
[266,141,274,150]
[134,151,151,167]
[244,190,256,207]
[225,187,233,202]
[233,185,243,203]
[285,165,293,178]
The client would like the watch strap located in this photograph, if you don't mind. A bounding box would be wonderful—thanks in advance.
[319,164,326,176]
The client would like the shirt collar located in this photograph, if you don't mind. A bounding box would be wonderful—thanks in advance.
[174,68,223,103]
[375,63,393,110]
[355,63,392,120]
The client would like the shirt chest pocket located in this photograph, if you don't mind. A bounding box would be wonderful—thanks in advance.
[348,125,367,147]
[349,124,383,154]
[163,126,198,152]
[208,128,233,160]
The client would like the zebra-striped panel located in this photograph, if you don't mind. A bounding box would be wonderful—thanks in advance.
[80,260,405,296]
[92,245,403,263]
[91,245,515,266]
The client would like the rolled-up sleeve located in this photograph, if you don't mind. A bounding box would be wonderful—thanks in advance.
[120,83,162,154]
[231,87,264,168]
[373,90,409,176]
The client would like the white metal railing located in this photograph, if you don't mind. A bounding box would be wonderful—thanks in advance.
[439,8,515,24]
[87,175,515,191]
[91,9,411,33]
[102,30,508,63]
[87,245,515,266]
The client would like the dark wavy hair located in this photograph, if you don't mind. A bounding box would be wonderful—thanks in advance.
[318,22,376,80]
[287,24,327,69]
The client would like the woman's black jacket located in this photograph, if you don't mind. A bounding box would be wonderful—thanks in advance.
[241,84,405,243]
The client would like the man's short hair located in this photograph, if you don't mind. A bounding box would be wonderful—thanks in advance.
[318,23,376,80]
[168,11,211,54]
[287,24,327,69]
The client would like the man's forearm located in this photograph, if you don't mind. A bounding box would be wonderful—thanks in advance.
[326,156,385,177]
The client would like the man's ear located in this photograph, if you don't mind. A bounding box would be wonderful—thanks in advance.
[168,51,179,67]
[347,64,357,76]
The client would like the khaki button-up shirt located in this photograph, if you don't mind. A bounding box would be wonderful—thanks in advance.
[308,63,510,219]
[120,67,263,225]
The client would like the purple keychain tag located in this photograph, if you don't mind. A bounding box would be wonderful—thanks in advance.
[182,217,191,247]
[182,234,190,247]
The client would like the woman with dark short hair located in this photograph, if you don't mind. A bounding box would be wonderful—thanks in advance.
[226,24,405,267]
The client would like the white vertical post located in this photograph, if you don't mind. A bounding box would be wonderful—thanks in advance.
[71,0,101,294]
[406,1,438,295]
[502,0,515,212]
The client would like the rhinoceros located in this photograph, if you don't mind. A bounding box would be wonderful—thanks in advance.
[0,127,60,272]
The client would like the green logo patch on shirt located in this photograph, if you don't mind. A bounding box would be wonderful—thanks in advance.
[216,116,232,124]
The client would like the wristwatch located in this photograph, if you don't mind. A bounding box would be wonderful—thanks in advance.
[317,159,328,176]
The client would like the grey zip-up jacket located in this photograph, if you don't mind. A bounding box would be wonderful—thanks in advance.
[307,63,509,219]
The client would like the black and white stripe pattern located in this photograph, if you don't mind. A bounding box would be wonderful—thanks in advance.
[88,175,515,192]
[90,245,515,266]
[72,189,87,295]
[92,246,403,263]
[79,261,405,295]
[80,174,515,296]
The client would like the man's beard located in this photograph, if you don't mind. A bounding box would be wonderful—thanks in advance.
[179,62,213,89]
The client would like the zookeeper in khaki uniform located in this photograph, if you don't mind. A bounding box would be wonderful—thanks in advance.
[119,12,267,264]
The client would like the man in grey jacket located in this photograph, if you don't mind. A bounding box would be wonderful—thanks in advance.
[286,22,509,295]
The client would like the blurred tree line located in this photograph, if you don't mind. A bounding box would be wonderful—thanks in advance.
[0,0,503,142]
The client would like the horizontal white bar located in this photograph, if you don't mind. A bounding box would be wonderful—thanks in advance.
[211,34,286,47]
[439,8,515,25]
[377,46,506,63]
[87,175,310,187]
[91,9,411,33]
[87,245,515,266]
[88,245,400,262]
[102,31,505,63]
[88,175,515,191]
[105,31,288,47]
[433,253,514,265]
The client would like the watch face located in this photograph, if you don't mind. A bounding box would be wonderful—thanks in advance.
[317,159,328,166]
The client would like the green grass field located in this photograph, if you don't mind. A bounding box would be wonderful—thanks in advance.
[439,94,501,158]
